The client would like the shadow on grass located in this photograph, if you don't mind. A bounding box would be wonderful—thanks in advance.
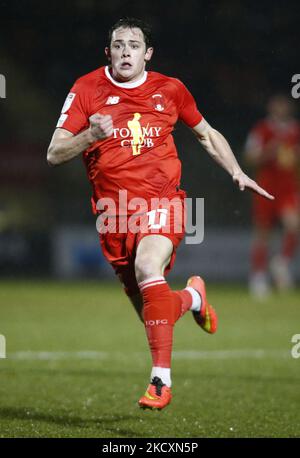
[0,407,145,438]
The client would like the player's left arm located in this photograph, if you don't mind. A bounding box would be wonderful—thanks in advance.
[192,118,274,200]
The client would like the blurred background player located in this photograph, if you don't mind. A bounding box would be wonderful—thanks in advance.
[244,95,300,297]
[47,17,273,410]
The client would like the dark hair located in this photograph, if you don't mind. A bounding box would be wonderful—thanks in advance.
[108,17,152,49]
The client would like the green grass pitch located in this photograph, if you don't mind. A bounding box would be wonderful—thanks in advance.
[0,280,299,438]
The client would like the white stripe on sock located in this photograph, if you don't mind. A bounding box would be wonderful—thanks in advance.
[138,276,166,291]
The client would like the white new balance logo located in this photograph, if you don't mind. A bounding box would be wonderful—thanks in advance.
[106,96,120,105]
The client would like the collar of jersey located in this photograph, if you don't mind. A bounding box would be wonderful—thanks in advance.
[105,66,148,89]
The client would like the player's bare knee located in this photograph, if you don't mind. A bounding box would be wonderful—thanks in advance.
[135,256,161,283]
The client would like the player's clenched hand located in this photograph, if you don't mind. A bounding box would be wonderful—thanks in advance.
[88,113,114,141]
[232,171,274,200]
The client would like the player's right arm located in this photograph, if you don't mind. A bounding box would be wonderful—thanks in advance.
[47,114,113,166]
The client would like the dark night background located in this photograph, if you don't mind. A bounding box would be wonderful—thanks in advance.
[0,0,299,276]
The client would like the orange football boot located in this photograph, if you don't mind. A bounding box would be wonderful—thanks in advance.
[187,275,218,334]
[138,377,172,410]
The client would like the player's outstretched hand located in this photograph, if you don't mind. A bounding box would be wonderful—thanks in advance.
[89,113,114,141]
[232,171,274,200]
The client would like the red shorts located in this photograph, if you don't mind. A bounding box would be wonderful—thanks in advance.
[99,191,186,296]
[253,190,300,228]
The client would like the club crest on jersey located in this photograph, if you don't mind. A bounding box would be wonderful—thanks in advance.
[106,96,120,105]
[152,93,165,111]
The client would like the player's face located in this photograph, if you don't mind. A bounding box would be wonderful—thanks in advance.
[106,27,153,83]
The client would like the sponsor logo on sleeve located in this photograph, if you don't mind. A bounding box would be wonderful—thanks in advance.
[56,113,68,128]
[61,92,76,113]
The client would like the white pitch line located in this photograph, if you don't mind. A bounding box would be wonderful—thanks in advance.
[8,351,109,360]
[172,349,290,359]
[6,349,290,361]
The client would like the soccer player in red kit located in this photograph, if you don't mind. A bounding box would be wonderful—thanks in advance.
[245,95,300,296]
[47,17,273,410]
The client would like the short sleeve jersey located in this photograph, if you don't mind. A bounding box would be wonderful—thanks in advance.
[57,66,203,214]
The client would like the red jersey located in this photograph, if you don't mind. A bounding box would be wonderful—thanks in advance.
[245,118,300,193]
[56,66,202,214]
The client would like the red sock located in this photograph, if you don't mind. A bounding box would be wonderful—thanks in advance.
[172,290,193,321]
[251,241,268,272]
[282,232,298,259]
[139,277,176,368]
